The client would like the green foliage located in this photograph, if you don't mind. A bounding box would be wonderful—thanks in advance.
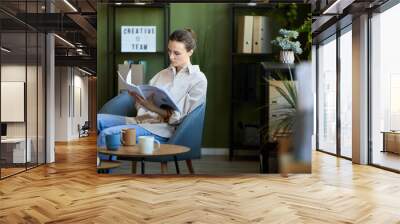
[268,3,298,29]
[268,3,311,61]
[296,13,312,59]
[271,29,303,54]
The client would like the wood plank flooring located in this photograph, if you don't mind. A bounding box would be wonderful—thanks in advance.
[372,151,400,171]
[0,167,26,178]
[114,154,260,175]
[1,136,400,223]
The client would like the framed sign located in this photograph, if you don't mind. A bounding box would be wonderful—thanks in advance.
[121,26,156,52]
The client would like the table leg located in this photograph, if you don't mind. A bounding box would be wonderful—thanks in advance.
[141,159,145,174]
[131,161,137,174]
[161,162,168,174]
[174,156,180,174]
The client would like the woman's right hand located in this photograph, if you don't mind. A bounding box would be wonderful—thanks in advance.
[129,91,171,122]
[128,91,159,113]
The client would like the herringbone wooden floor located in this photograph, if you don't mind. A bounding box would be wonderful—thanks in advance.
[1,136,400,223]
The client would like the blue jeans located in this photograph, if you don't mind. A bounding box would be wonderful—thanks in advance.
[97,113,127,134]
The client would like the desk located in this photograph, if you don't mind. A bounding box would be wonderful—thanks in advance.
[1,138,31,163]
[382,131,400,154]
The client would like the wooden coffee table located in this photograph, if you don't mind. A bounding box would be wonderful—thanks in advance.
[97,161,122,173]
[98,144,190,174]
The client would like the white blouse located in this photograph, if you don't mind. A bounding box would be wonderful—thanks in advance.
[126,63,207,138]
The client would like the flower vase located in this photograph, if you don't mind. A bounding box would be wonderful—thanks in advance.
[280,50,295,64]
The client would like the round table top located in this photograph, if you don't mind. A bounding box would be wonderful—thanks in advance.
[97,161,122,170]
[98,144,190,158]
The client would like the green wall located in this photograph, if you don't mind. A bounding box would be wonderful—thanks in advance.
[97,3,114,111]
[170,3,231,147]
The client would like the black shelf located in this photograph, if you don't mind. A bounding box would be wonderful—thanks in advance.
[113,3,168,8]
[261,62,295,70]
[113,51,166,55]
[232,53,273,56]
[231,4,278,10]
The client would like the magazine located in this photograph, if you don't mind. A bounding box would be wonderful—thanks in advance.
[118,70,180,112]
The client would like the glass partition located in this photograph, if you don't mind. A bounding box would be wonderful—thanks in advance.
[27,31,38,169]
[339,27,352,158]
[1,30,28,178]
[317,35,337,155]
[38,32,45,165]
[370,3,400,171]
[0,1,46,179]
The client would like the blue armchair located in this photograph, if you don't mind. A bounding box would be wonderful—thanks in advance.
[98,91,136,117]
[146,102,206,173]
[98,92,206,173]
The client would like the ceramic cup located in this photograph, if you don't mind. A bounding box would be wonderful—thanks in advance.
[121,128,136,146]
[105,133,121,150]
[138,136,160,154]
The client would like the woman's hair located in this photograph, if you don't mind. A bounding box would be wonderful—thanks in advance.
[168,28,197,52]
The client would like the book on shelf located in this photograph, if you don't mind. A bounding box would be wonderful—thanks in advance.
[252,16,272,54]
[117,70,180,112]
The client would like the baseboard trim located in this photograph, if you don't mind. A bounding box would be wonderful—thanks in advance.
[201,148,229,155]
[201,148,259,156]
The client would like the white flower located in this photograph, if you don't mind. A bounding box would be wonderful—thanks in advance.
[271,29,302,55]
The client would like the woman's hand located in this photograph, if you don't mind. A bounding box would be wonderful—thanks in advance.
[129,91,172,122]
[129,91,159,112]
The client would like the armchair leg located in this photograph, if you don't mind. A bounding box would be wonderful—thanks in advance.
[186,160,194,174]
[161,162,168,174]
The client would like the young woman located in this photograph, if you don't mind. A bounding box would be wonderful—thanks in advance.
[97,28,207,146]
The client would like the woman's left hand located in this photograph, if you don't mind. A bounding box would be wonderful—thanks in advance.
[129,92,159,112]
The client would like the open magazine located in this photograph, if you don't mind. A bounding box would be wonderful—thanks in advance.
[118,70,180,112]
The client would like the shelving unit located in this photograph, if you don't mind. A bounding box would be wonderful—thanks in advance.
[229,4,276,161]
[229,4,297,167]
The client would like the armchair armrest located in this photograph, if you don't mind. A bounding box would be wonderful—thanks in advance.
[98,91,137,117]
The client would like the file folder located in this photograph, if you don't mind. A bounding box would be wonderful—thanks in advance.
[237,16,253,53]
[252,16,272,54]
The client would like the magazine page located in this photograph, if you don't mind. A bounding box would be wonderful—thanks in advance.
[139,85,180,112]
[117,70,144,97]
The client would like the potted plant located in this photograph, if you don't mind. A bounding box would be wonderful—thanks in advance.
[271,29,303,64]
[260,67,298,175]
[269,70,297,176]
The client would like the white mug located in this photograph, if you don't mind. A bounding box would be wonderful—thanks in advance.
[138,136,160,154]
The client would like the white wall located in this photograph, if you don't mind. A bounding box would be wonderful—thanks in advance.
[54,67,89,141]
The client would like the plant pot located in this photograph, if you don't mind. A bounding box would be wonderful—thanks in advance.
[276,134,293,177]
[280,50,295,64]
